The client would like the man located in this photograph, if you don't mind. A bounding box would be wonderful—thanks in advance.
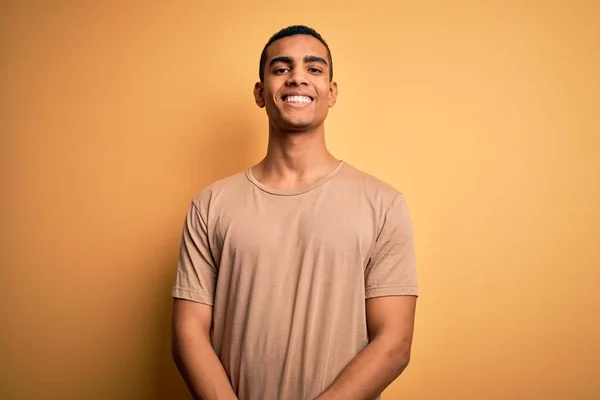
[171,25,418,400]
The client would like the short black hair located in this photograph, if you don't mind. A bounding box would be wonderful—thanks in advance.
[259,25,333,82]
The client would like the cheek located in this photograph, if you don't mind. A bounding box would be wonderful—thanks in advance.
[264,80,283,98]
[269,92,283,106]
[262,87,273,99]
[317,83,332,101]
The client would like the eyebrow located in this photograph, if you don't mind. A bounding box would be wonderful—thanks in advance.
[269,55,328,67]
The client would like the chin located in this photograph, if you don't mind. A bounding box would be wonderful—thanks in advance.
[276,116,313,130]
[285,122,317,132]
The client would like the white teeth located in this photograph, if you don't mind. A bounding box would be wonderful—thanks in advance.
[285,95,312,103]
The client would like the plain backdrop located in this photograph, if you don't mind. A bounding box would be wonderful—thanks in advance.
[1,1,599,399]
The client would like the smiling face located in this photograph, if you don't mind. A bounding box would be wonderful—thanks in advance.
[254,34,338,133]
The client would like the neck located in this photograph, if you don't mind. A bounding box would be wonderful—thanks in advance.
[254,123,339,183]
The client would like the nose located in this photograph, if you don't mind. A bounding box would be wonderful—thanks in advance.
[286,68,308,86]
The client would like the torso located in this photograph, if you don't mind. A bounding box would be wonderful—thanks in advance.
[196,161,401,399]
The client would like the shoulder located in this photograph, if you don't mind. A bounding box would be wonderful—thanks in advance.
[338,162,406,210]
[189,169,250,214]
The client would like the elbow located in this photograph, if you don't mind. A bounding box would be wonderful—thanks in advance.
[171,339,179,358]
[383,340,412,375]
[171,333,187,367]
[171,338,182,365]
[396,350,411,373]
[389,348,411,377]
[389,334,413,373]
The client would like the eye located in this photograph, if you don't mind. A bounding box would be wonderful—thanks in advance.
[274,67,290,74]
[308,67,323,74]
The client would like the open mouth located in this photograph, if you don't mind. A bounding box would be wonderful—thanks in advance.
[282,95,314,104]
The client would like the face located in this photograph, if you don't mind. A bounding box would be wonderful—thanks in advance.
[254,35,338,132]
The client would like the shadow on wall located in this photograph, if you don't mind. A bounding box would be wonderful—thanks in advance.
[150,104,262,400]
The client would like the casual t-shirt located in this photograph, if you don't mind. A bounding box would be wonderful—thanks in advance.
[172,161,418,400]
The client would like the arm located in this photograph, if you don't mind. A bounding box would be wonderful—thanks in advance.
[171,199,237,399]
[318,194,418,399]
[172,298,238,400]
[315,295,417,400]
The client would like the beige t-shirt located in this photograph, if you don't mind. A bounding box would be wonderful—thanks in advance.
[172,161,418,400]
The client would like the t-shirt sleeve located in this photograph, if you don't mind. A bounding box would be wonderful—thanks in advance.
[171,200,217,306]
[364,194,419,299]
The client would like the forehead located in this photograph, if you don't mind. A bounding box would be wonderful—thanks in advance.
[266,35,329,62]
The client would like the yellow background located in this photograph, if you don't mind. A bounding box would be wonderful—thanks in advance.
[1,1,599,399]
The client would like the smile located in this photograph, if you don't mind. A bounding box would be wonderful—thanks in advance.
[282,95,313,104]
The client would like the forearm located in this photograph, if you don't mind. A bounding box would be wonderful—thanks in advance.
[172,334,238,400]
[316,336,410,400]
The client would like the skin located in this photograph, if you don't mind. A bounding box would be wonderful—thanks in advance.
[172,34,417,400]
[315,296,417,400]
[172,300,237,400]
[251,34,340,190]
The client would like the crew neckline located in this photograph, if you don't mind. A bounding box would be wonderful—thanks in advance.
[246,161,345,196]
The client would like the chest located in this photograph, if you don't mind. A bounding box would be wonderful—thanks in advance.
[208,193,378,269]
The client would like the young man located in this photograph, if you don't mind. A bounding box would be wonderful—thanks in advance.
[171,25,418,400]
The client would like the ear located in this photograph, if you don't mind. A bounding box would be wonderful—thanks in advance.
[254,82,265,108]
[328,81,338,108]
